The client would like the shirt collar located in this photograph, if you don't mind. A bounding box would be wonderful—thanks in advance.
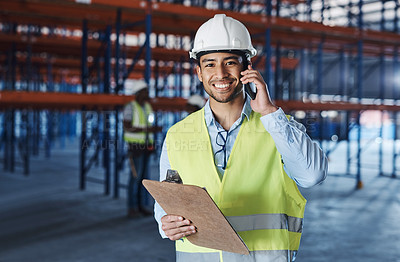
[204,96,252,128]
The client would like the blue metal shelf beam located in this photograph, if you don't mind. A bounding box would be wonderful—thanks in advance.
[355,0,364,189]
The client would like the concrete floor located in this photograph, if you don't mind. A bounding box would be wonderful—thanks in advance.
[0,139,399,262]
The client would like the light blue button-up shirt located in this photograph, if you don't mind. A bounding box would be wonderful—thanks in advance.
[155,97,328,238]
[204,98,253,178]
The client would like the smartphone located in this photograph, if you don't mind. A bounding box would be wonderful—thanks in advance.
[244,83,257,100]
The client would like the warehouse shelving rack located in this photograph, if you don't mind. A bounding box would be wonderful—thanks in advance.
[1,0,399,193]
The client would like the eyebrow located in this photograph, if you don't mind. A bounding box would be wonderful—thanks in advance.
[201,56,240,64]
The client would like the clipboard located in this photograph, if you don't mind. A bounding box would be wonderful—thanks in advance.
[142,179,249,255]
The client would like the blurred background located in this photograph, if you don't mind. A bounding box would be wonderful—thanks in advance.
[0,0,399,261]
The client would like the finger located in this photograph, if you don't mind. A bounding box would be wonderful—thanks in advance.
[240,74,259,82]
[165,225,197,241]
[167,231,194,241]
[166,225,196,235]
[240,74,263,85]
[162,219,191,230]
[161,214,184,223]
[241,64,256,74]
[241,69,260,77]
[165,225,197,240]
[241,69,255,76]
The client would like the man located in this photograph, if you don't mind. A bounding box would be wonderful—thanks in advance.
[123,80,159,217]
[154,14,328,261]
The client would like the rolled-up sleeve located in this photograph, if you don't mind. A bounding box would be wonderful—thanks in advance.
[261,108,328,188]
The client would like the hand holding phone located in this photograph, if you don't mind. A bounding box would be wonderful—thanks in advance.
[241,65,278,115]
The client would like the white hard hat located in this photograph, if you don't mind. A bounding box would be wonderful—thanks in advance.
[125,79,149,95]
[187,94,206,108]
[189,14,257,60]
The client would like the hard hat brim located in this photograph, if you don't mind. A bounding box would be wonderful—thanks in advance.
[190,48,257,60]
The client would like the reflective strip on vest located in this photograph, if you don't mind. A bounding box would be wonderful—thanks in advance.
[176,250,297,262]
[226,214,303,233]
[123,132,147,144]
[176,251,221,262]
[123,132,153,144]
[222,250,297,262]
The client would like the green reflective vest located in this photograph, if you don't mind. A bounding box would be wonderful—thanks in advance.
[123,101,154,144]
[165,108,306,262]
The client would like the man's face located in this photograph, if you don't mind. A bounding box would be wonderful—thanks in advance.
[196,52,244,104]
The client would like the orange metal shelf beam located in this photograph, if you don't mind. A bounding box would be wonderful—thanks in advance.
[0,91,187,111]
[1,91,400,112]
[0,0,126,28]
[141,1,400,48]
[277,100,400,112]
[0,55,194,84]
[0,32,189,61]
[0,32,101,57]
[0,54,192,74]
[2,0,399,51]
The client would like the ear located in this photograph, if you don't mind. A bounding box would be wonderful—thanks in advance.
[196,65,203,82]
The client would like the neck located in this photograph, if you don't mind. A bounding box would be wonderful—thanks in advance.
[137,99,145,106]
[209,94,245,131]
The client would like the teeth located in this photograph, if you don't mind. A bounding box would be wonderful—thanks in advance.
[214,83,230,88]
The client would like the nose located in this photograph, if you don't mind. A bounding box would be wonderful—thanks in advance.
[215,64,228,79]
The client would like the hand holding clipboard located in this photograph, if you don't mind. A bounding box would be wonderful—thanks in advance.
[142,172,249,255]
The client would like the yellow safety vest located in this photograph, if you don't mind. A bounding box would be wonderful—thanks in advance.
[165,108,306,262]
[123,101,154,144]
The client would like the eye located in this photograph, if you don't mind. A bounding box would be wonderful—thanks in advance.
[226,60,238,66]
[204,63,214,68]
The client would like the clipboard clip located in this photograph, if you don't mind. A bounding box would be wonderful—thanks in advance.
[163,169,183,184]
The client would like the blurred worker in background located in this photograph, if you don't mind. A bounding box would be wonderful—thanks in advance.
[123,80,160,218]
[185,94,206,114]
[154,14,328,261]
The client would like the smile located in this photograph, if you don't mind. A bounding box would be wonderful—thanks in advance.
[214,83,230,88]
[211,79,236,91]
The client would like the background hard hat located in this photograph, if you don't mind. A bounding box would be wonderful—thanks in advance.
[125,79,148,95]
[187,94,206,108]
[189,14,257,59]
